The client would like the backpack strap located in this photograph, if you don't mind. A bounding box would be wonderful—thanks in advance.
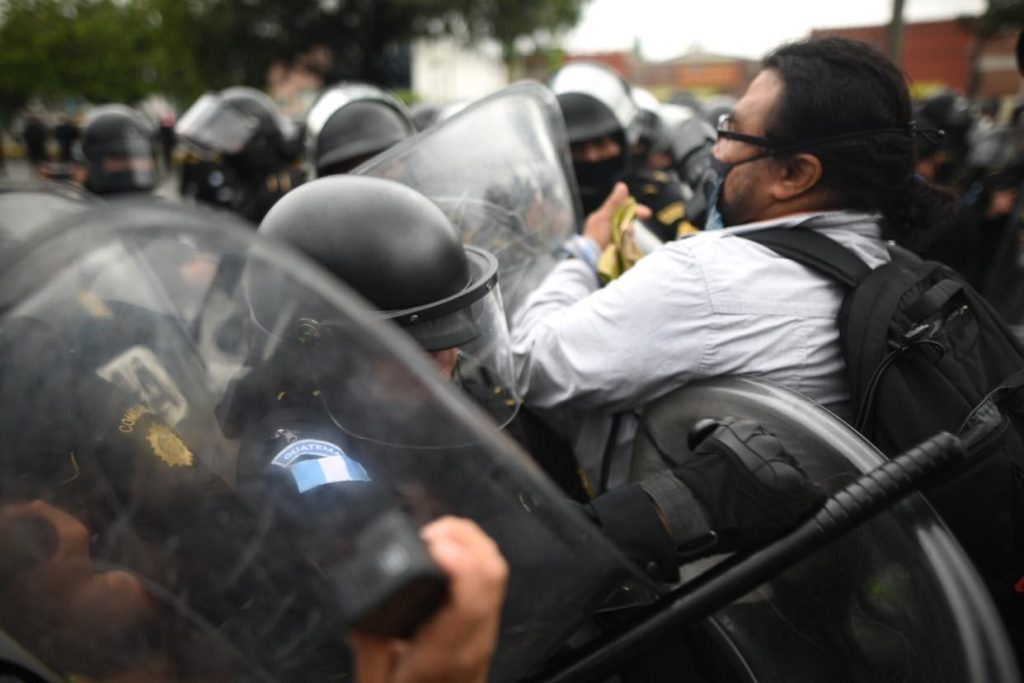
[742,227,872,288]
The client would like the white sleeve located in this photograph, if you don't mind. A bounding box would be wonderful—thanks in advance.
[510,243,714,413]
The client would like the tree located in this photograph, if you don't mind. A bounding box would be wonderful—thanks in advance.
[0,0,587,116]
[0,0,205,114]
[187,0,587,88]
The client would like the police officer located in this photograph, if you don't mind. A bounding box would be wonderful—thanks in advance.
[255,175,522,434]
[631,87,662,168]
[0,188,511,683]
[176,87,302,224]
[255,175,822,580]
[552,62,692,242]
[255,176,595,503]
[304,83,416,178]
[76,105,158,196]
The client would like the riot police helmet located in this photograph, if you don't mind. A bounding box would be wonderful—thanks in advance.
[551,61,641,213]
[176,86,298,172]
[258,176,520,427]
[260,176,495,351]
[631,87,662,158]
[669,117,716,189]
[80,104,157,195]
[551,61,641,147]
[641,103,695,170]
[305,83,415,178]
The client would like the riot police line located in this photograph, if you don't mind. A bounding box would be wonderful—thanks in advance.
[1,31,1023,683]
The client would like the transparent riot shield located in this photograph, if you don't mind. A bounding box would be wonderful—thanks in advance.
[0,202,655,683]
[354,83,581,320]
[619,378,1017,683]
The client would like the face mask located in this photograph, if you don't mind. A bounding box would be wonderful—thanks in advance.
[574,156,627,215]
[702,153,771,231]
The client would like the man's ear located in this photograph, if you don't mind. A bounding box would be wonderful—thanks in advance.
[769,153,823,201]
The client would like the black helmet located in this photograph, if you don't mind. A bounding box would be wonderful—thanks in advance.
[305,84,415,178]
[670,117,716,189]
[258,176,520,427]
[551,61,640,214]
[176,87,298,174]
[551,62,641,146]
[80,105,157,195]
[632,87,662,157]
[260,176,496,351]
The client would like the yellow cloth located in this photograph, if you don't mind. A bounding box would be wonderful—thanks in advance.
[598,197,644,284]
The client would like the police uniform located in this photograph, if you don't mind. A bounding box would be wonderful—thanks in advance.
[626,168,699,242]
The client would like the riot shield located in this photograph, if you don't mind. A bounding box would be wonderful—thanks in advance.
[354,82,581,319]
[0,202,655,683]
[617,378,1017,683]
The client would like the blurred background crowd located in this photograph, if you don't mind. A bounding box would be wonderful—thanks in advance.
[1,0,1022,314]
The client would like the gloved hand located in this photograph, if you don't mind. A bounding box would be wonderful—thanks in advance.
[669,417,824,559]
[583,418,823,581]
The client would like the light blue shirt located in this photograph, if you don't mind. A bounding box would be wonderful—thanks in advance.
[510,211,890,490]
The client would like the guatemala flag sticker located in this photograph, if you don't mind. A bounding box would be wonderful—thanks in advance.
[270,438,370,493]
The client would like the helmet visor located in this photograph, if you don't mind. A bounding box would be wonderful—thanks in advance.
[355,83,580,321]
[447,281,520,430]
[85,134,157,194]
[176,94,258,154]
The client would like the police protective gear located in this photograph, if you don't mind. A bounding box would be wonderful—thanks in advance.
[617,93,697,240]
[176,87,301,223]
[355,82,580,320]
[79,105,157,195]
[259,175,520,428]
[304,83,415,178]
[552,61,641,214]
[668,117,717,229]
[648,104,695,161]
[669,117,715,188]
[585,416,823,580]
[0,200,653,682]
[631,86,662,163]
[177,87,297,162]
[612,377,1019,683]
[625,169,694,241]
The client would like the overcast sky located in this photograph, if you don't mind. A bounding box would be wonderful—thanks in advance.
[564,0,987,60]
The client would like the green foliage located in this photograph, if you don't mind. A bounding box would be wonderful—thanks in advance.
[0,0,205,114]
[443,0,584,59]
[0,0,587,116]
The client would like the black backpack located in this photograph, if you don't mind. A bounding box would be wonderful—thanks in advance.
[743,227,1024,647]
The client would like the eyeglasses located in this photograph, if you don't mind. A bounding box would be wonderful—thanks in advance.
[715,113,785,150]
[716,112,940,151]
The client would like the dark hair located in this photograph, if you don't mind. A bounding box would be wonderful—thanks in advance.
[762,37,953,251]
